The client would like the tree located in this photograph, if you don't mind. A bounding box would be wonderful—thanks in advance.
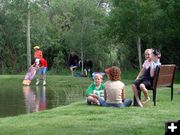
[49,0,109,71]
[106,0,164,69]
[0,0,50,73]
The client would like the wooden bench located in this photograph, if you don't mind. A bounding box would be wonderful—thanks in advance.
[133,64,176,106]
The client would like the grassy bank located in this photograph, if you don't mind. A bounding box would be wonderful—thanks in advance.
[0,75,180,135]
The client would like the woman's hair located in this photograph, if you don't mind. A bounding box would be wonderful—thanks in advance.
[152,48,161,59]
[144,49,152,55]
[109,66,121,81]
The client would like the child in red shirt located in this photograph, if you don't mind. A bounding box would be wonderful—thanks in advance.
[35,57,48,85]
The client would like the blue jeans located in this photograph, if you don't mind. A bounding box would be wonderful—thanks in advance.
[38,67,47,75]
[99,98,132,108]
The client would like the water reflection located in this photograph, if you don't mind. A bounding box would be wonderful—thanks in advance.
[23,86,46,113]
[36,86,46,111]
[0,84,86,118]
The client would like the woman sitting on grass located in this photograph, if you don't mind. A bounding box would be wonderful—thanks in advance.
[99,66,132,108]
[85,73,104,105]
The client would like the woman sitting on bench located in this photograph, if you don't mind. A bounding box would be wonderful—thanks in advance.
[132,49,161,107]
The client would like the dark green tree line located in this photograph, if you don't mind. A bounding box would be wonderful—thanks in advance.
[0,0,179,74]
[106,0,180,70]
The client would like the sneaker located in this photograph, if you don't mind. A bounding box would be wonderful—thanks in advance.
[36,79,40,85]
[43,80,46,85]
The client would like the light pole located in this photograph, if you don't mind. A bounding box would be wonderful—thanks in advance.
[26,0,31,67]
[26,0,36,68]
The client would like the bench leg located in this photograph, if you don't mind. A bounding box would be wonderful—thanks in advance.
[171,86,173,101]
[152,89,156,106]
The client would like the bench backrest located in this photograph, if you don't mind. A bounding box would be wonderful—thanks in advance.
[152,64,176,89]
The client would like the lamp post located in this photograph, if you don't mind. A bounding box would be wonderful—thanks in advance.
[26,0,31,67]
[26,0,35,68]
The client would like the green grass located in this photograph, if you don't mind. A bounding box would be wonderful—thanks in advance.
[0,75,180,135]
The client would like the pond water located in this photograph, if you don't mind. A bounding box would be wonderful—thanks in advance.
[0,85,85,118]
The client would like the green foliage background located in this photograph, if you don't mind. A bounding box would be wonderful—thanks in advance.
[0,0,179,74]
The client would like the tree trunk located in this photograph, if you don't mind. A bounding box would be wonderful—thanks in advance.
[27,5,31,68]
[80,46,84,75]
[80,17,84,75]
[137,35,142,70]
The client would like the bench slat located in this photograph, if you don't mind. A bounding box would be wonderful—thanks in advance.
[156,74,174,87]
[158,65,176,75]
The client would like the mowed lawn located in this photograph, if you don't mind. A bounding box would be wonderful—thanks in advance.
[0,75,180,135]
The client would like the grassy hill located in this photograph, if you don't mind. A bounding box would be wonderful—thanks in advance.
[0,75,179,135]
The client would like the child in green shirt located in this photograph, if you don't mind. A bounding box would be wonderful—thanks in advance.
[85,73,104,105]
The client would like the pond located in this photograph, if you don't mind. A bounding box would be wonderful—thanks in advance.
[0,84,85,118]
